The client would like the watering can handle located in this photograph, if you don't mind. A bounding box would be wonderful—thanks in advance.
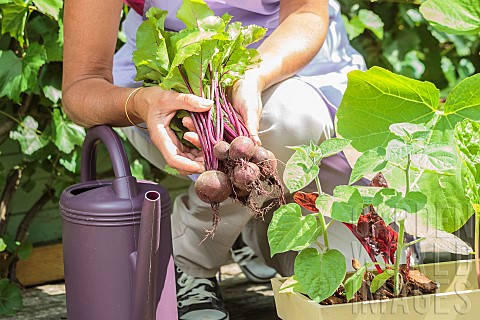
[81,125,138,198]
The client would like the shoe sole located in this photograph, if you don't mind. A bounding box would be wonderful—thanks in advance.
[239,264,277,283]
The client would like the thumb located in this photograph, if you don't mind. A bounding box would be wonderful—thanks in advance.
[244,109,262,146]
[178,94,214,113]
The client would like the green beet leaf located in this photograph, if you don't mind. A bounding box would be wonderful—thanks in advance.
[370,269,394,293]
[241,24,267,47]
[177,0,214,30]
[169,29,217,71]
[420,0,480,35]
[267,203,319,256]
[344,264,367,302]
[183,38,218,95]
[133,9,170,82]
[331,185,364,224]
[294,248,346,303]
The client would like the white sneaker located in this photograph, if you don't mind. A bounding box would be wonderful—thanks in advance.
[230,245,277,283]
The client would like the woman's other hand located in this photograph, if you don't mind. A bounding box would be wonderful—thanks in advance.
[230,69,264,146]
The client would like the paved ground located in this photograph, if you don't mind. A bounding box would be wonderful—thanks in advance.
[1,263,280,320]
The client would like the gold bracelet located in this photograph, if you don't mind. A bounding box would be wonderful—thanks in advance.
[124,87,148,130]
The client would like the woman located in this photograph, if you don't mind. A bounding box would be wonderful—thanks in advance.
[62,0,366,319]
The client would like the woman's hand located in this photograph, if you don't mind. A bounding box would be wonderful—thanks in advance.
[132,87,213,175]
[230,69,265,146]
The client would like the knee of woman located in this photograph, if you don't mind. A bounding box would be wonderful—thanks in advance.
[260,78,334,146]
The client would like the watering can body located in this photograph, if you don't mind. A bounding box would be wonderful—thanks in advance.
[59,125,178,320]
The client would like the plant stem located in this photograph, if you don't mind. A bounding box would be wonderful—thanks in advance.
[326,219,334,230]
[405,154,411,194]
[315,176,329,249]
[0,167,23,235]
[393,220,405,295]
[394,154,411,295]
[0,110,22,125]
[315,175,323,195]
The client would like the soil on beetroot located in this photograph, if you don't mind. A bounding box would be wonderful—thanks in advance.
[320,266,438,305]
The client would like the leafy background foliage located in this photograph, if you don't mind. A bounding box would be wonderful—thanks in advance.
[340,0,479,94]
[0,0,478,315]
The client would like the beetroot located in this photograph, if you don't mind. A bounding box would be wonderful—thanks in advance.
[195,133,284,238]
[213,141,230,161]
[194,170,232,204]
[232,162,261,190]
[258,150,278,177]
[229,136,256,161]
[250,146,269,164]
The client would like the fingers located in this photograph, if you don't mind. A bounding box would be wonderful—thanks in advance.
[149,122,205,175]
[182,117,196,132]
[243,99,263,146]
[175,93,213,113]
[182,117,202,148]
[183,131,202,149]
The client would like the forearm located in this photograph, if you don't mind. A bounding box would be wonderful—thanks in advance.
[62,77,142,128]
[61,0,142,128]
[256,3,328,90]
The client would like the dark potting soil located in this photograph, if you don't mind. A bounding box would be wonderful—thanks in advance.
[320,266,438,305]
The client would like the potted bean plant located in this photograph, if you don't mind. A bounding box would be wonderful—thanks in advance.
[268,0,480,317]
[268,66,480,319]
[267,60,480,320]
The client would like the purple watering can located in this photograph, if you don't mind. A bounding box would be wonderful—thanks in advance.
[59,125,178,320]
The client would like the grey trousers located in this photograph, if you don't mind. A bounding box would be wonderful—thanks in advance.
[123,77,372,278]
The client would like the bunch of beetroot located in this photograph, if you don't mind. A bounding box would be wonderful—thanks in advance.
[133,1,286,237]
[195,136,285,236]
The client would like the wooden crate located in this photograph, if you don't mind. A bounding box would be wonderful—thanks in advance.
[16,243,64,287]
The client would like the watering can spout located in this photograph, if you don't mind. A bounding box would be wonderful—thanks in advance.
[131,191,162,320]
